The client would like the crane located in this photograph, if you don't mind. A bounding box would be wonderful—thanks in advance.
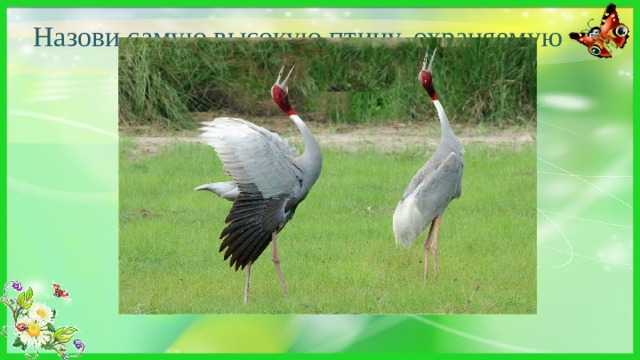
[195,63,323,304]
[392,48,465,280]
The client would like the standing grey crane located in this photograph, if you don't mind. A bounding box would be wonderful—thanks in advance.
[392,48,465,280]
[195,63,323,304]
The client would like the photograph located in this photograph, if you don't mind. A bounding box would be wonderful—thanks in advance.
[118,37,537,314]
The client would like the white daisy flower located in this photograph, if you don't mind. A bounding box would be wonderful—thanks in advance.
[29,302,54,324]
[18,316,51,349]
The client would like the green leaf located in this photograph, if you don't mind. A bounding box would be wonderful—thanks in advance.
[58,335,73,343]
[17,292,25,306]
[26,287,33,301]
[54,327,64,340]
[12,337,27,351]
[42,343,56,351]
[22,299,33,310]
[47,323,56,333]
[52,309,57,320]
[62,327,78,336]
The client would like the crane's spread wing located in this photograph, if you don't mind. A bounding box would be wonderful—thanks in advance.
[200,117,300,198]
[219,187,295,270]
[200,117,301,270]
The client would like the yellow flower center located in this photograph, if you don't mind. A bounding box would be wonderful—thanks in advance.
[36,309,47,318]
[27,323,41,337]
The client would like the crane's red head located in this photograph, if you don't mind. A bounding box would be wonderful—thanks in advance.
[418,48,438,101]
[271,63,296,116]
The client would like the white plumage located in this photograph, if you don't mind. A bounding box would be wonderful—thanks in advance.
[199,117,301,199]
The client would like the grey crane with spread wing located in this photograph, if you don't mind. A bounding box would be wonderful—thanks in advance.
[196,63,322,304]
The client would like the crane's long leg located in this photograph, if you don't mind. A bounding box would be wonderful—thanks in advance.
[271,232,288,297]
[424,218,436,280]
[431,216,442,281]
[244,261,252,305]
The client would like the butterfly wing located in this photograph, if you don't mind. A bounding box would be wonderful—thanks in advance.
[52,281,72,300]
[596,42,613,58]
[600,3,629,48]
[569,32,595,46]
[600,3,619,33]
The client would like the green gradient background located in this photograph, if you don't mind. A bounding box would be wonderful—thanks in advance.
[4,4,634,356]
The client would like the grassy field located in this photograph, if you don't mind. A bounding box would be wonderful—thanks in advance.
[119,135,536,314]
[118,38,536,128]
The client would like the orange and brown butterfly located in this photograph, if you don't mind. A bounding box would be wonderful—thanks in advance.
[52,281,72,301]
[569,3,630,58]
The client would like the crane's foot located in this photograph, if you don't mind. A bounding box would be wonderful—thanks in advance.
[423,218,436,281]
[244,262,252,305]
[271,232,289,297]
[433,246,439,282]
[431,217,441,282]
[423,250,430,281]
[423,216,441,282]
[423,247,440,281]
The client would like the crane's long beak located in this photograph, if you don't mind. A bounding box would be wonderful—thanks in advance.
[421,48,437,74]
[275,63,296,89]
[420,48,429,73]
[427,48,436,72]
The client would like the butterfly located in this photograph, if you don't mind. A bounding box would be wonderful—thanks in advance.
[569,3,629,58]
[52,281,72,301]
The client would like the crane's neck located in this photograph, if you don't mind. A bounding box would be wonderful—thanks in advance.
[421,72,454,138]
[433,100,454,138]
[290,114,323,178]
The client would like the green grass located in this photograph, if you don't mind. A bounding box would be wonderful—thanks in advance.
[118,38,536,129]
[119,137,536,314]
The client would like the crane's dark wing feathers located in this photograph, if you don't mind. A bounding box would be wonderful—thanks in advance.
[219,183,294,270]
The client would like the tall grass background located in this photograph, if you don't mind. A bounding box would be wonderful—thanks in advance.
[118,38,536,129]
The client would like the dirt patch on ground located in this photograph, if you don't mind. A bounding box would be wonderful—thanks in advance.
[125,116,535,156]
[311,122,535,152]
